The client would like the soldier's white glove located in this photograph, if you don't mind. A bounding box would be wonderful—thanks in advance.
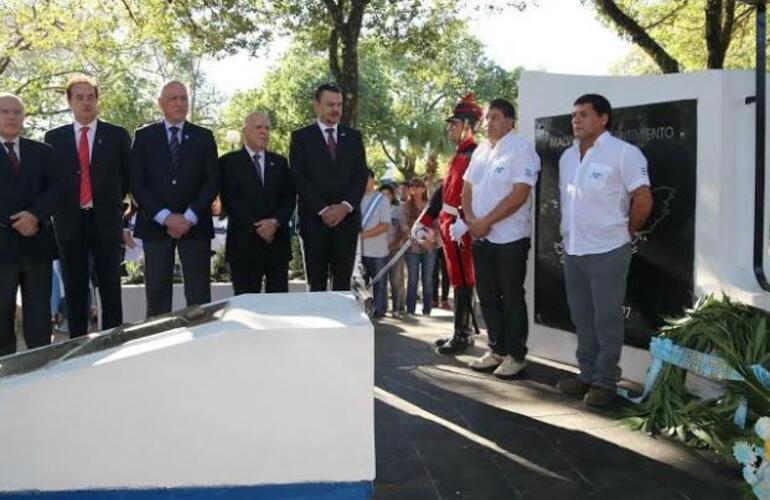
[411,222,428,240]
[449,218,468,242]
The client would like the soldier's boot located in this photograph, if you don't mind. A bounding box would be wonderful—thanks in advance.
[436,332,473,355]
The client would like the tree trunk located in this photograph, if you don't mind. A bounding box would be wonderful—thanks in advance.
[399,155,416,181]
[339,29,359,126]
[189,59,199,122]
[595,0,681,73]
[705,0,737,69]
[323,0,366,127]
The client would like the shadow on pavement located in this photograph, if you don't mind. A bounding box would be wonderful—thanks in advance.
[373,320,739,500]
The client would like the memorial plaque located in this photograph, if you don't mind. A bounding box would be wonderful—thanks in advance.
[534,100,697,348]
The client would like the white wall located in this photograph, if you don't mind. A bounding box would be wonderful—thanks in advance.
[519,70,770,383]
[0,292,374,492]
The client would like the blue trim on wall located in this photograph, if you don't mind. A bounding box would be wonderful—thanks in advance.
[0,481,372,500]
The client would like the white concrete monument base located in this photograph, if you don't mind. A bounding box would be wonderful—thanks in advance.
[0,292,374,499]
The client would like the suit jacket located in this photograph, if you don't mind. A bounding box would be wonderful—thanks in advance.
[288,123,368,231]
[45,120,131,245]
[130,121,219,241]
[0,138,62,262]
[219,148,295,263]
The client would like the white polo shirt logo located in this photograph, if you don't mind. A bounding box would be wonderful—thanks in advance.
[559,131,650,256]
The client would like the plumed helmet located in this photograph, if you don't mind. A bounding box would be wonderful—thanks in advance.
[445,92,483,126]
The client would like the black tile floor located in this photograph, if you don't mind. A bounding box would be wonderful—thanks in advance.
[372,311,740,500]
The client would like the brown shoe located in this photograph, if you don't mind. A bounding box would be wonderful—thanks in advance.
[583,386,616,408]
[556,378,591,397]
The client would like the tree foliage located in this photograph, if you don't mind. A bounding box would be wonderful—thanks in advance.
[1,0,221,137]
[585,0,759,74]
[142,0,527,125]
[221,22,520,180]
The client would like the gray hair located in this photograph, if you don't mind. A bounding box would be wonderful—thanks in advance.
[0,93,24,111]
[243,111,271,127]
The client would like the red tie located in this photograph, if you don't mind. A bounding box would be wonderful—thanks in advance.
[78,127,92,206]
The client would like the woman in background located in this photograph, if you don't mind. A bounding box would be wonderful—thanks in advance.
[399,178,438,316]
[379,183,407,318]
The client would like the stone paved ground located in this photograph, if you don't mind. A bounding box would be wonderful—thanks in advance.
[372,308,740,500]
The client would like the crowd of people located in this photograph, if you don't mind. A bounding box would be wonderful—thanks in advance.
[0,74,653,407]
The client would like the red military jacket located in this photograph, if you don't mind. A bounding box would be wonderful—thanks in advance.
[419,135,477,287]
[420,136,476,226]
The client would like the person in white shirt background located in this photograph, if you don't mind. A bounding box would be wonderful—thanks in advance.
[210,196,228,254]
[378,182,407,318]
[460,98,541,379]
[359,169,391,319]
[555,94,653,408]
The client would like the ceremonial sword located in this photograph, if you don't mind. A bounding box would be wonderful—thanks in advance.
[366,201,433,290]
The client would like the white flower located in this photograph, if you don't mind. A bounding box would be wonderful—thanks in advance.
[734,441,758,465]
[755,417,770,440]
[744,464,758,485]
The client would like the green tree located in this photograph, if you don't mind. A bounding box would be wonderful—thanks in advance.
[131,0,527,126]
[366,24,520,180]
[1,0,221,136]
[584,0,758,74]
[221,23,520,180]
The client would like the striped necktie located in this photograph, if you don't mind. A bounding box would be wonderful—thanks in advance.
[168,126,181,174]
[253,153,264,186]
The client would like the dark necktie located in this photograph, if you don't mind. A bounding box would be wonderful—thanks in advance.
[253,153,263,186]
[4,142,18,175]
[169,126,181,174]
[325,127,336,160]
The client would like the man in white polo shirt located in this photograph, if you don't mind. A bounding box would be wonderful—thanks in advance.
[556,94,653,407]
[460,98,540,378]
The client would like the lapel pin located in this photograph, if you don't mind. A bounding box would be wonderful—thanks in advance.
[185,135,189,140]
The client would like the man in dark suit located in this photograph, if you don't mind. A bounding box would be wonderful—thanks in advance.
[289,83,368,291]
[0,93,63,355]
[130,81,219,317]
[45,76,131,337]
[220,112,295,293]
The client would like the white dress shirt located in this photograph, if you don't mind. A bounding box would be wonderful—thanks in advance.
[463,130,541,244]
[164,119,185,143]
[244,144,266,184]
[558,131,650,256]
[317,120,338,143]
[315,120,352,214]
[74,119,97,159]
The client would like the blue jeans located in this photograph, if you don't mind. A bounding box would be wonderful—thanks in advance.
[405,250,437,315]
[362,256,388,317]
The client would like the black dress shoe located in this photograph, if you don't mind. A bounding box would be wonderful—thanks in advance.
[434,336,452,347]
[434,334,475,347]
[436,334,473,355]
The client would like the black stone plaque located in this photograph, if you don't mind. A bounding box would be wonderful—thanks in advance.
[534,99,697,349]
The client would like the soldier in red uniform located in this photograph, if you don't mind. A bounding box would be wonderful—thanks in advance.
[413,93,482,355]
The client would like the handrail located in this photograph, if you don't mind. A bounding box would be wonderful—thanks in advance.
[752,3,770,291]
